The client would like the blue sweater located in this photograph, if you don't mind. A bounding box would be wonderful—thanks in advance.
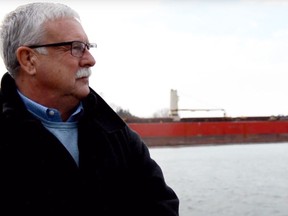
[18,91,83,166]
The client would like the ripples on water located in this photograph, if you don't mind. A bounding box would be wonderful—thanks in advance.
[149,143,288,216]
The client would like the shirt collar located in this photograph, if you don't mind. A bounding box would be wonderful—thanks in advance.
[18,90,84,122]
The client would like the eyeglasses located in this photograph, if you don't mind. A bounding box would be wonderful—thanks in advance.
[28,41,97,58]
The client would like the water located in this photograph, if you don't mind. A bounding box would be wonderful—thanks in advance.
[149,143,288,216]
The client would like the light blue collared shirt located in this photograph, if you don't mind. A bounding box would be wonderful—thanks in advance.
[18,91,83,122]
[18,91,83,166]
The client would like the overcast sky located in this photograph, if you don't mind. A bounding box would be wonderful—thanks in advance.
[1,0,288,118]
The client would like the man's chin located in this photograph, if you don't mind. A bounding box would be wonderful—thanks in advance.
[75,83,90,97]
[77,91,90,101]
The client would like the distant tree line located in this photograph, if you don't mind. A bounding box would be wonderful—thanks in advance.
[115,107,136,119]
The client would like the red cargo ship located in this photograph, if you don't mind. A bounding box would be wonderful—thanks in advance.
[125,90,288,147]
[127,116,288,147]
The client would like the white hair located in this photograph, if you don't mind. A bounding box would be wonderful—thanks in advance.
[0,2,80,78]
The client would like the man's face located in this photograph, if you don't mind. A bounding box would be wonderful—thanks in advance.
[33,18,96,103]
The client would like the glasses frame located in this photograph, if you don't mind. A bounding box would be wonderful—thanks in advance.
[27,41,97,58]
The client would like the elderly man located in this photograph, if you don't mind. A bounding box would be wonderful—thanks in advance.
[0,2,179,215]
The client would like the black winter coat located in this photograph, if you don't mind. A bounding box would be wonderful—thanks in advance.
[0,73,179,216]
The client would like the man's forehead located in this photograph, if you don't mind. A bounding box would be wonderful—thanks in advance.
[44,18,87,42]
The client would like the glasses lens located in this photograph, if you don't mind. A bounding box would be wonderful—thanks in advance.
[71,41,85,57]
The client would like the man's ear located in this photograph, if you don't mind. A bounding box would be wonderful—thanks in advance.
[16,46,37,75]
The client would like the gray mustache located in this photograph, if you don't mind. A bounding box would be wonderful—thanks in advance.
[76,68,92,78]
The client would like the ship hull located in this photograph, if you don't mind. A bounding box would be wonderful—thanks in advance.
[128,118,288,147]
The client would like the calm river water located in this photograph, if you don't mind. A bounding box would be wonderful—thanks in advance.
[149,142,288,216]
